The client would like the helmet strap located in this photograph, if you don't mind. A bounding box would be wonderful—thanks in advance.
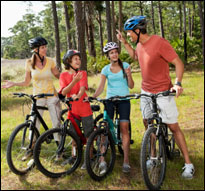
[35,48,44,66]
[133,30,141,45]
[69,64,78,73]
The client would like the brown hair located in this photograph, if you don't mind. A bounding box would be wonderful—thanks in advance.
[118,58,128,81]
[63,57,72,70]
[31,54,37,69]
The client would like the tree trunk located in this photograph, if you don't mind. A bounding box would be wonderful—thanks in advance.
[96,10,104,56]
[51,1,61,72]
[111,1,117,42]
[106,1,112,42]
[118,1,122,53]
[85,1,96,57]
[197,1,204,64]
[188,8,192,37]
[151,1,156,34]
[158,1,165,38]
[74,1,87,71]
[191,1,195,37]
[63,2,72,49]
[178,1,183,39]
[139,1,143,15]
[183,1,187,64]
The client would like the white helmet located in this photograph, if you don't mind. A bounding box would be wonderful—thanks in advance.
[103,42,119,53]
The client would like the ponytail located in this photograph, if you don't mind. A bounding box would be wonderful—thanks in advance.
[31,54,36,69]
[118,59,128,82]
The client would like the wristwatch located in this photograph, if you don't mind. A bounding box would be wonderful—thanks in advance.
[175,81,182,87]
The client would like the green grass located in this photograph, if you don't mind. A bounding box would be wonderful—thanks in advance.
[1,66,204,190]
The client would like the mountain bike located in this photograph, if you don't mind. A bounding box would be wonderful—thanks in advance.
[85,95,135,181]
[6,93,65,175]
[136,90,180,190]
[33,96,102,178]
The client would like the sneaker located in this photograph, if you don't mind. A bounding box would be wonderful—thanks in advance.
[21,149,33,161]
[61,156,76,166]
[122,163,131,173]
[99,161,107,175]
[182,163,195,179]
[81,161,86,170]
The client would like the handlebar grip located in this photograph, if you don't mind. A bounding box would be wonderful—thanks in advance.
[36,93,54,98]
[13,93,20,96]
[13,93,25,97]
[44,94,54,97]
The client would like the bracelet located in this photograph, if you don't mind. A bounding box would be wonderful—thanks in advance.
[175,81,182,87]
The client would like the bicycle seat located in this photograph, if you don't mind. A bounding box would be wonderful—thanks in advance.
[91,105,100,112]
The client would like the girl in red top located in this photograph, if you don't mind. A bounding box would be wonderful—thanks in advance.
[59,50,93,169]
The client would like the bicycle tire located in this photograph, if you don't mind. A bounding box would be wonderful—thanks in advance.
[85,128,116,181]
[6,122,39,175]
[33,127,82,178]
[140,126,167,190]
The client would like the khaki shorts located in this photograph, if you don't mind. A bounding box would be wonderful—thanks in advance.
[140,89,179,124]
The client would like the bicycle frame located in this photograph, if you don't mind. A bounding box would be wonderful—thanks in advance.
[24,101,50,149]
[103,110,118,144]
[67,111,86,145]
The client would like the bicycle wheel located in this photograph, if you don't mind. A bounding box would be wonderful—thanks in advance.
[6,122,39,175]
[140,126,166,190]
[33,127,82,178]
[85,128,116,181]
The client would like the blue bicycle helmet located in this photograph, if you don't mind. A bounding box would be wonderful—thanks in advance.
[124,16,147,31]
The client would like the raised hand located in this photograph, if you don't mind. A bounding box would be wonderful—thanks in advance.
[125,67,132,78]
[1,80,15,89]
[73,72,83,83]
[116,29,126,44]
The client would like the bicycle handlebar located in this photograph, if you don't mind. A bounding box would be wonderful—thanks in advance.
[86,90,176,103]
[13,93,54,99]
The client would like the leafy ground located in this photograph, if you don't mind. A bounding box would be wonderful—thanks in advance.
[1,60,204,190]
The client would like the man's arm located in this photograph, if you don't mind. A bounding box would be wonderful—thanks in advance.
[170,56,184,98]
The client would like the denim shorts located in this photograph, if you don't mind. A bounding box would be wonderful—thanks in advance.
[106,100,130,122]
[70,115,94,138]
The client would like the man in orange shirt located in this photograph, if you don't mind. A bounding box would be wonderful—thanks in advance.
[116,16,194,179]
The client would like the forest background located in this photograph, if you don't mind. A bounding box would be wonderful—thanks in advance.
[1,1,204,73]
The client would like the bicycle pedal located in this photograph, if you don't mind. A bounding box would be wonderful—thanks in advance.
[130,140,134,144]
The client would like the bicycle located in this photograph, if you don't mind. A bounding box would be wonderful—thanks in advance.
[33,96,103,178]
[134,90,180,190]
[85,95,135,181]
[6,92,66,175]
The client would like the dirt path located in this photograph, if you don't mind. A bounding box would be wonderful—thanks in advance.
[1,58,27,67]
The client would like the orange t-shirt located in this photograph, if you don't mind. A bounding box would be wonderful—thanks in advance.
[135,35,178,93]
[59,71,92,117]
